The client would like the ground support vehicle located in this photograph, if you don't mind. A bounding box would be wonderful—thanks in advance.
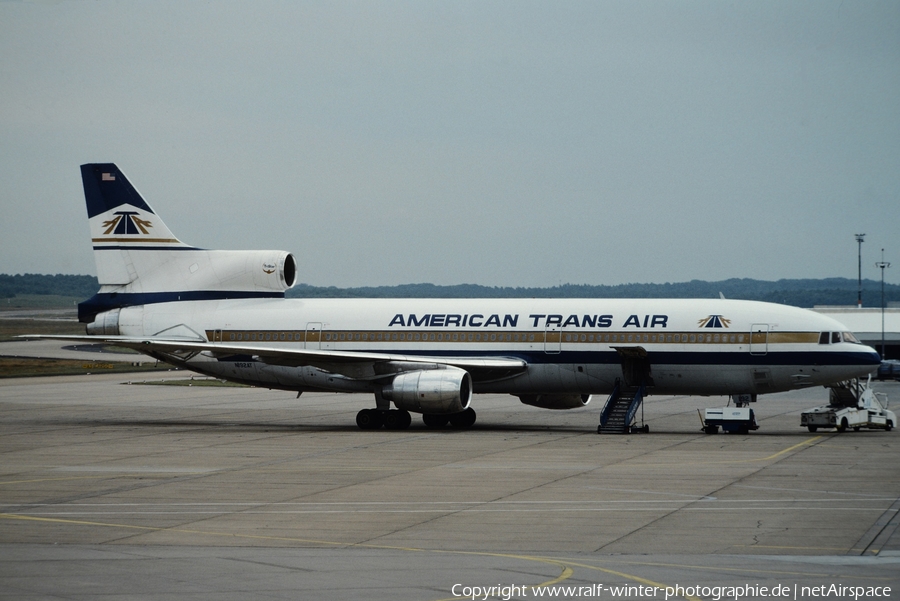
[877,360,900,381]
[701,406,759,434]
[800,378,895,433]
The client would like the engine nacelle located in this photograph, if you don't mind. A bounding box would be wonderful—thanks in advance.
[103,249,297,294]
[194,249,297,293]
[383,368,472,414]
[518,393,592,410]
[79,250,297,323]
[86,308,121,335]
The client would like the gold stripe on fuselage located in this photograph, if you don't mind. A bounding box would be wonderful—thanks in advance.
[204,329,819,346]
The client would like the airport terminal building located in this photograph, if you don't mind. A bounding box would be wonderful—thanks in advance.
[814,305,900,360]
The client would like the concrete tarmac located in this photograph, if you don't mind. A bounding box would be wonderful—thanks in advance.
[1,372,899,600]
[0,339,144,363]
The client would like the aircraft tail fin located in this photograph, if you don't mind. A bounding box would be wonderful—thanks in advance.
[82,163,190,287]
[78,163,295,324]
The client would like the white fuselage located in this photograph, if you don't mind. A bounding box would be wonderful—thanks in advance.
[117,296,881,397]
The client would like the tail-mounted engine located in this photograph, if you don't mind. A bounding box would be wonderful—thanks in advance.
[173,249,297,293]
[78,249,297,323]
[383,367,472,414]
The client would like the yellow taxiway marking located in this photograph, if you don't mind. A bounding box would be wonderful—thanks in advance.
[0,512,701,601]
[750,435,824,462]
[703,435,824,465]
[550,559,702,601]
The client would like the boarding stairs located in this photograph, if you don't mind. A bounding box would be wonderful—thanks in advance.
[598,379,648,434]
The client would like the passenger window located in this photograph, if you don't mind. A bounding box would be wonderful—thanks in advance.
[818,332,829,345]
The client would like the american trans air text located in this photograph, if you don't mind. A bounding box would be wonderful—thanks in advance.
[388,313,670,328]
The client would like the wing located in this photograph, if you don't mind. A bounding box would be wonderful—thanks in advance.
[21,335,527,382]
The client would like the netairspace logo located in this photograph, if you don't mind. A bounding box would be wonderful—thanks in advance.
[451,582,893,600]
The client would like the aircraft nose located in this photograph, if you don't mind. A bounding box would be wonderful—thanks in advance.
[861,344,882,366]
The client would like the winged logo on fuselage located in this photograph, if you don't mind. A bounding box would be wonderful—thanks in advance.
[698,315,730,328]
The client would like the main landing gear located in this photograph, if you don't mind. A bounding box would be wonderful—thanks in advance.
[422,408,477,429]
[356,408,412,430]
[355,407,477,430]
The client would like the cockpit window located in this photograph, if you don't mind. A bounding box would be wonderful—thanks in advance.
[831,332,841,344]
[842,331,861,344]
[818,332,830,345]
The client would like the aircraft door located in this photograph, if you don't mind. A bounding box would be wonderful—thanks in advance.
[615,346,652,387]
[544,326,561,354]
[750,324,768,355]
[305,322,323,350]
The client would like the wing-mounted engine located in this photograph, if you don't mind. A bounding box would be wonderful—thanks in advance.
[383,367,472,414]
[518,393,592,410]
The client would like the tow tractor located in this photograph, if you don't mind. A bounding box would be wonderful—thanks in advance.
[800,377,895,433]
[700,394,759,434]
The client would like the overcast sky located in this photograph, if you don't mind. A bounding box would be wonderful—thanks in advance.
[1,1,898,288]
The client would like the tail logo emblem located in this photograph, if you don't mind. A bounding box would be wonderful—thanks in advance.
[102,211,153,235]
[698,315,730,328]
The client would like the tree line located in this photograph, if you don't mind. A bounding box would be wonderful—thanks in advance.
[289,277,900,307]
[0,274,100,299]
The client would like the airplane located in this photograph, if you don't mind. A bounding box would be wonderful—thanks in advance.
[28,163,882,431]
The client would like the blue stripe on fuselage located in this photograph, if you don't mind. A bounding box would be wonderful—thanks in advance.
[78,291,284,323]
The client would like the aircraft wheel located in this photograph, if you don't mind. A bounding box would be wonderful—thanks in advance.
[384,409,411,430]
[448,408,477,429]
[807,425,818,433]
[356,409,384,430]
[422,413,449,429]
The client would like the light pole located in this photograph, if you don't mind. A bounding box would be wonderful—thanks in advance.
[856,233,866,308]
[876,249,891,359]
